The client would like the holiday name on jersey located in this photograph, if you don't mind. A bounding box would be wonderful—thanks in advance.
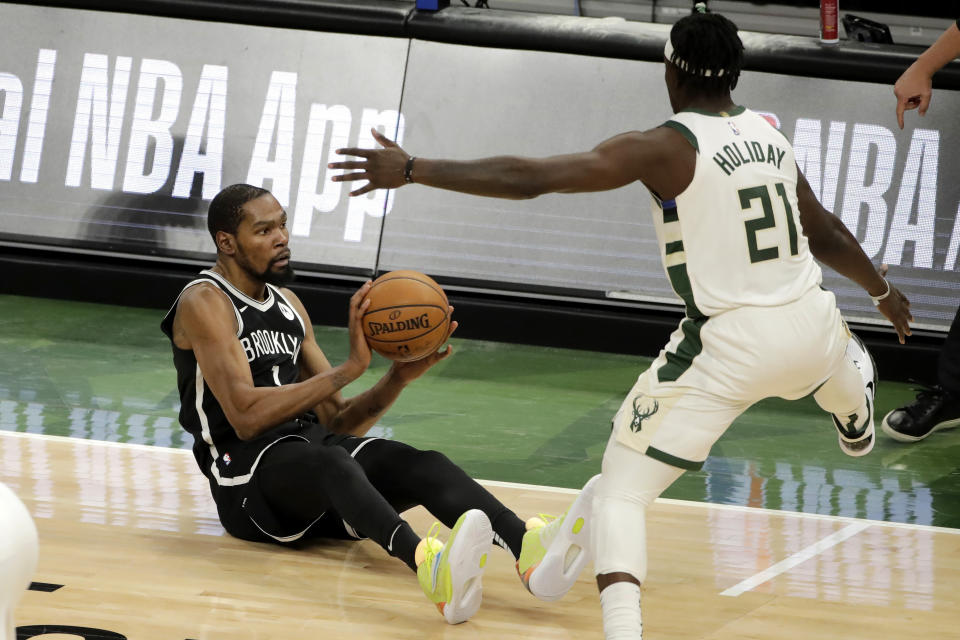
[712,140,787,176]
[239,330,300,363]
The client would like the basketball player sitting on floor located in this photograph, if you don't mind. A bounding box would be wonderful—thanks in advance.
[329,5,914,638]
[161,183,599,625]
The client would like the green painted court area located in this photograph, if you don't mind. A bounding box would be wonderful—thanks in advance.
[1,293,957,528]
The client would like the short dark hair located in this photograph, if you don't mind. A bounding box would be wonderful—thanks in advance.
[668,8,744,96]
[207,183,269,244]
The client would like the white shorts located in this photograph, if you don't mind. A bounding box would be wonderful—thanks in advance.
[612,287,851,470]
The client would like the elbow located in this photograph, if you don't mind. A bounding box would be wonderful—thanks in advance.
[230,417,255,441]
[510,159,549,199]
[225,406,258,441]
[806,228,843,261]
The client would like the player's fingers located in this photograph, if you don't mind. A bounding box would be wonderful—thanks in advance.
[889,316,905,343]
[896,100,906,129]
[371,128,398,147]
[328,161,367,170]
[901,312,913,338]
[918,94,931,116]
[351,280,372,303]
[332,172,368,183]
[446,320,459,338]
[336,147,371,158]
[350,183,376,197]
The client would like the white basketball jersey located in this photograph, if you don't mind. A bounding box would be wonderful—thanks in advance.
[653,106,823,318]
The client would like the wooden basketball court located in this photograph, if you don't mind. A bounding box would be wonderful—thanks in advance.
[4,430,958,640]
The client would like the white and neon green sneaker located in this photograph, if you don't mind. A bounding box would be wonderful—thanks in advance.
[416,509,493,624]
[516,474,600,601]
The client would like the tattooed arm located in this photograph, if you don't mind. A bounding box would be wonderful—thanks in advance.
[173,282,371,441]
[283,286,404,437]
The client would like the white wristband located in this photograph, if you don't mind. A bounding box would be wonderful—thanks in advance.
[870,278,891,306]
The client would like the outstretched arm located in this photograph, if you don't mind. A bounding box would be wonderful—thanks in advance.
[894,21,960,128]
[796,168,913,343]
[329,127,693,201]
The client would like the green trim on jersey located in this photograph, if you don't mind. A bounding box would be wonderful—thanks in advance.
[679,105,746,118]
[660,200,704,320]
[665,263,705,320]
[662,120,699,152]
[646,446,705,471]
[657,316,707,383]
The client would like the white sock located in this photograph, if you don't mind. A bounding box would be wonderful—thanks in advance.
[600,581,643,639]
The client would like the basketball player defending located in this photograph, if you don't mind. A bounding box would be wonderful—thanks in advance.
[330,6,913,637]
[0,481,38,640]
[161,183,598,625]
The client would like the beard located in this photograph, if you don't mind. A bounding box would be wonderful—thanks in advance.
[262,262,295,286]
[236,247,296,286]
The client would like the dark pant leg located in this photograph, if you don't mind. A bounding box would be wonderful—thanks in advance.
[939,305,960,393]
[351,439,527,558]
[254,439,407,553]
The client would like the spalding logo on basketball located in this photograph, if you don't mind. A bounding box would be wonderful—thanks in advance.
[361,270,450,362]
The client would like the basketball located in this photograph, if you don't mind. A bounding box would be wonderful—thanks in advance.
[361,270,450,362]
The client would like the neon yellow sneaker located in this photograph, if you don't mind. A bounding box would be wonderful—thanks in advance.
[517,474,600,601]
[416,509,493,624]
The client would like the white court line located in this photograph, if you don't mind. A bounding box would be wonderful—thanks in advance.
[719,521,873,597]
[483,477,960,536]
[3,430,960,537]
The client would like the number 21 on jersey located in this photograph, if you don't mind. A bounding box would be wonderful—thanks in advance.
[738,182,799,264]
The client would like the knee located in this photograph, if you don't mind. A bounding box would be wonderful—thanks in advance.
[592,493,649,584]
[595,480,656,510]
[314,446,361,484]
[416,449,454,468]
[405,449,463,483]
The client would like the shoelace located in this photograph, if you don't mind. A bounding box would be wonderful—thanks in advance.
[531,513,558,530]
[532,513,561,545]
[903,381,947,417]
[423,522,443,564]
[421,522,445,593]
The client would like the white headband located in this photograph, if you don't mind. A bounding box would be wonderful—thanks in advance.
[664,37,726,77]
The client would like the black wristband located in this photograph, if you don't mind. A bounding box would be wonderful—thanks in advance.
[404,156,416,184]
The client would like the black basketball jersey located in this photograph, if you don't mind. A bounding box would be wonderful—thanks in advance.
[160,269,307,489]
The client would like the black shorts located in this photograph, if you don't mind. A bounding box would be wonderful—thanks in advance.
[211,419,381,544]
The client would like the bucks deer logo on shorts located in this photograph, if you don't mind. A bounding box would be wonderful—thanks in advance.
[630,395,660,433]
